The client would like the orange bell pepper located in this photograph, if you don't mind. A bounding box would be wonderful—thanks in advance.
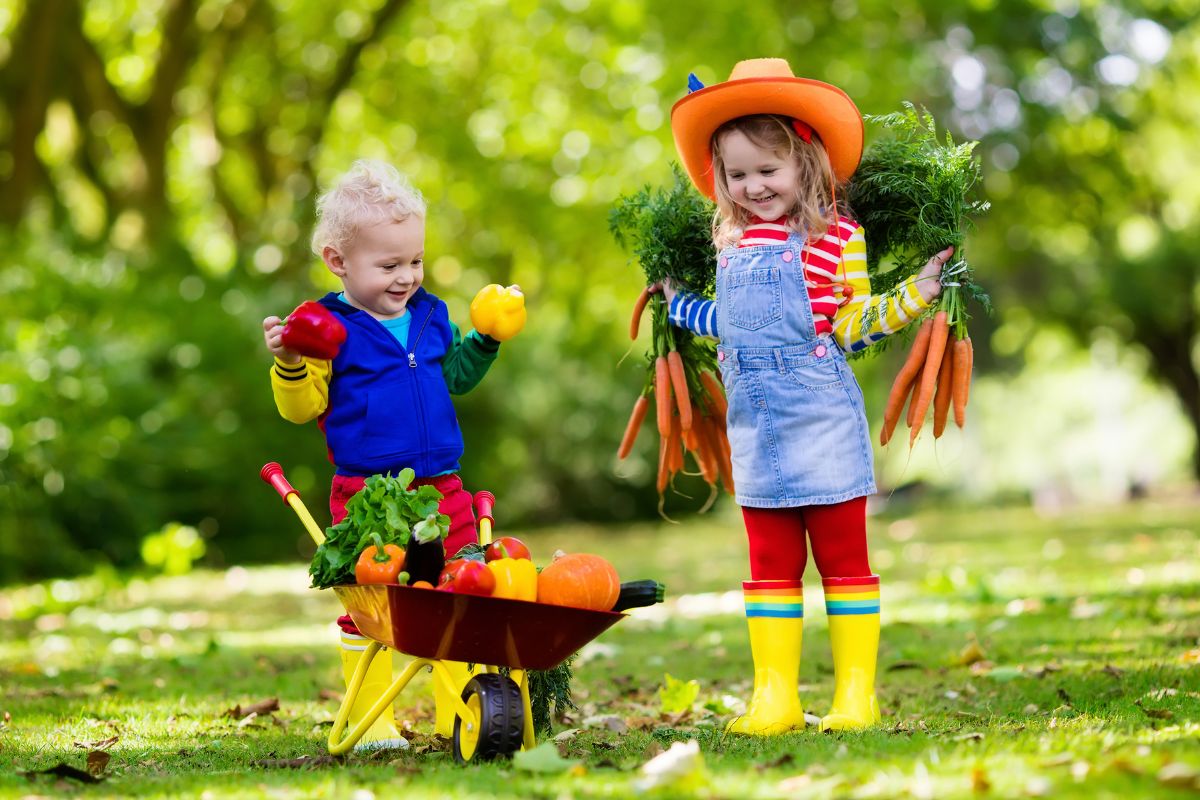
[355,533,407,584]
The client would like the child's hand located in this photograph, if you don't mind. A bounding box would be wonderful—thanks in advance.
[262,316,302,364]
[915,246,954,303]
[648,277,678,305]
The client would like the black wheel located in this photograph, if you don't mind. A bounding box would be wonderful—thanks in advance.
[452,673,524,763]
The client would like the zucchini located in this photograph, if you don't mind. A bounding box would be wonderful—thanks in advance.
[612,580,665,612]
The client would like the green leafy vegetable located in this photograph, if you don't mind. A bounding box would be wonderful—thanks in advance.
[608,162,716,295]
[308,469,449,589]
[847,103,992,351]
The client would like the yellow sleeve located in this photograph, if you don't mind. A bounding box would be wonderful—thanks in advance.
[831,225,934,353]
[269,357,331,423]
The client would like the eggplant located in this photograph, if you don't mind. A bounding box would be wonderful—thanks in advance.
[404,537,445,586]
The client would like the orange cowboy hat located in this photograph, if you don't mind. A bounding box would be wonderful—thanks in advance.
[671,58,864,199]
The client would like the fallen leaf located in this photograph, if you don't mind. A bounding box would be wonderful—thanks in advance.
[1041,753,1075,767]
[957,640,987,667]
[985,667,1023,682]
[1101,665,1124,678]
[512,742,581,774]
[317,689,342,702]
[757,753,794,771]
[72,735,118,750]
[1180,649,1200,665]
[225,698,279,719]
[86,751,110,777]
[582,715,628,734]
[658,674,700,715]
[971,766,990,793]
[1157,762,1200,789]
[20,763,102,784]
[635,739,708,793]
[778,774,813,792]
[553,728,582,743]
[252,755,341,769]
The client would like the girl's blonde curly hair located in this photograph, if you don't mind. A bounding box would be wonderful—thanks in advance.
[310,159,425,255]
[710,114,848,250]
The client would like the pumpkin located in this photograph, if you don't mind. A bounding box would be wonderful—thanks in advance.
[536,553,620,611]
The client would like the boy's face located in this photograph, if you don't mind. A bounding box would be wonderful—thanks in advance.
[718,129,798,222]
[324,215,425,320]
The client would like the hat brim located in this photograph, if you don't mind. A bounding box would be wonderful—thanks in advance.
[671,77,864,199]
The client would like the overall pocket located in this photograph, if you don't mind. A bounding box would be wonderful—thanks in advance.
[782,357,842,392]
[726,267,783,331]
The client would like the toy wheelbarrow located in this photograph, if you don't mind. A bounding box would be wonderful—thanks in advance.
[260,463,626,762]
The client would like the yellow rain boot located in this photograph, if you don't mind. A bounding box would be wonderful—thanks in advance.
[820,575,882,731]
[431,660,472,737]
[339,631,409,750]
[726,580,806,735]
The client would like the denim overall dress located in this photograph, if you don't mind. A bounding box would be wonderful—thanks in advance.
[715,231,877,508]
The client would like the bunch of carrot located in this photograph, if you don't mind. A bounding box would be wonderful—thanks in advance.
[618,286,734,500]
[880,281,974,447]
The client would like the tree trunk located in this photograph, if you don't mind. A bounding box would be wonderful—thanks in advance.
[1134,322,1200,483]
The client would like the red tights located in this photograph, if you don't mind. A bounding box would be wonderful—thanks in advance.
[741,497,871,581]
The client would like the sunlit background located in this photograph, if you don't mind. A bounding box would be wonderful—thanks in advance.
[1,0,1197,584]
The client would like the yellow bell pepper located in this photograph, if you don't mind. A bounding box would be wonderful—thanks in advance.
[486,557,538,601]
[470,284,527,341]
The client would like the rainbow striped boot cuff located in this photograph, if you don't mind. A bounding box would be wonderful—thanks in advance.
[743,579,804,619]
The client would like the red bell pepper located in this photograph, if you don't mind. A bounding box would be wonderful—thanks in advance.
[281,300,347,359]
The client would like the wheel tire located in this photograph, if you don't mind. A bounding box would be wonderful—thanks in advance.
[452,674,524,763]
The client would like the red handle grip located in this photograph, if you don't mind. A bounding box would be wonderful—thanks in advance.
[260,462,297,504]
[473,490,496,524]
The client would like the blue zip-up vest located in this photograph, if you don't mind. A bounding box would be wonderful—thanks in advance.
[317,289,464,477]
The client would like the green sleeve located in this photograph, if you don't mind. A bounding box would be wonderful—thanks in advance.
[442,321,501,394]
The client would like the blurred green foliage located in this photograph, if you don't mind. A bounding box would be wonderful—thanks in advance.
[1,0,1198,581]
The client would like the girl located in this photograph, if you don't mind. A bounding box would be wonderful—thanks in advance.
[660,59,951,735]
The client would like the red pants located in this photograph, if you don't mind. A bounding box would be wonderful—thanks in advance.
[331,473,478,637]
[741,497,871,581]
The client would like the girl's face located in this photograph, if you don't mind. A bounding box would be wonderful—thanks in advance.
[324,216,425,320]
[718,129,799,222]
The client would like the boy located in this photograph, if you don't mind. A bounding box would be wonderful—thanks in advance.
[262,159,523,749]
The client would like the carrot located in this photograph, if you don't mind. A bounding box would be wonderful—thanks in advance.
[906,365,924,428]
[654,356,671,436]
[932,337,955,438]
[908,311,950,446]
[630,286,652,340]
[617,395,650,459]
[666,350,693,431]
[656,432,670,493]
[699,414,734,494]
[882,318,933,446]
[952,336,971,428]
[691,415,719,485]
[699,370,728,419]
[964,336,974,408]
[667,412,684,474]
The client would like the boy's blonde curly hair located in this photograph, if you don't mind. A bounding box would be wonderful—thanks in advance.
[310,159,426,255]
[710,114,847,250]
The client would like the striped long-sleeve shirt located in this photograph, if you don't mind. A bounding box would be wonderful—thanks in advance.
[668,215,932,352]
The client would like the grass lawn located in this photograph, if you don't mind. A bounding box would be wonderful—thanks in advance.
[2,498,1199,798]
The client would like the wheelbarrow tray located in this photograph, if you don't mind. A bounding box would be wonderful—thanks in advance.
[334,584,623,671]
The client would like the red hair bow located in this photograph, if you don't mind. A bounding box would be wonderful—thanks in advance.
[791,118,814,143]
